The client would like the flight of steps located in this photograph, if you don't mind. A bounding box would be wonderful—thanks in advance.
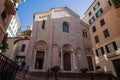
[28,72,119,80]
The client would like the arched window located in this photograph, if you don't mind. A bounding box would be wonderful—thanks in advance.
[83,29,87,38]
[63,22,69,33]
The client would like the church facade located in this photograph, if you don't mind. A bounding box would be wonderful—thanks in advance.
[26,7,95,72]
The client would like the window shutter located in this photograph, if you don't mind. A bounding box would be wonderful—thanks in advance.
[95,49,99,56]
[96,13,98,18]
[93,7,95,11]
[101,47,104,54]
[89,20,91,25]
[105,45,110,53]
[108,1,112,6]
[112,41,118,50]
[98,2,100,6]
[100,8,103,14]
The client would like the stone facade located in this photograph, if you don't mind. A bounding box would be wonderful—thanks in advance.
[26,7,94,72]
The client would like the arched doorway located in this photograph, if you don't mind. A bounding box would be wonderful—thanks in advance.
[63,53,71,71]
[35,51,45,69]
[34,41,47,70]
[63,44,73,71]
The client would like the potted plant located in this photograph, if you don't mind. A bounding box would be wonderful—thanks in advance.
[51,65,60,80]
[96,65,101,72]
[80,68,88,73]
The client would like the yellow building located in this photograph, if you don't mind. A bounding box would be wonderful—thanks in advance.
[110,0,120,17]
[83,0,120,77]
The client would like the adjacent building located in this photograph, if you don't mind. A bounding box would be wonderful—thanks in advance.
[26,7,94,72]
[14,29,31,66]
[6,12,22,37]
[83,0,120,77]
[0,0,25,45]
[0,0,16,44]
[3,27,31,64]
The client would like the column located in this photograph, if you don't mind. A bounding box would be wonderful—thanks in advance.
[73,52,77,71]
[60,49,63,71]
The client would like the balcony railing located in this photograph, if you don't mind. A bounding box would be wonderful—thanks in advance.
[106,50,120,60]
[0,53,18,80]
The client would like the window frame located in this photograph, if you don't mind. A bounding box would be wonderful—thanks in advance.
[103,29,110,38]
[95,47,105,57]
[93,1,101,11]
[42,20,45,29]
[21,44,26,52]
[88,11,92,16]
[95,35,99,43]
[89,16,95,25]
[83,29,87,38]
[100,19,105,26]
[105,41,118,53]
[63,22,69,33]
[96,8,103,18]
[1,9,7,21]
[92,26,96,32]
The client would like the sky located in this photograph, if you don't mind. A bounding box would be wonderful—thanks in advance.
[17,0,95,31]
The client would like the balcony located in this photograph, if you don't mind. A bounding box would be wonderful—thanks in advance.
[5,0,16,15]
[106,49,120,60]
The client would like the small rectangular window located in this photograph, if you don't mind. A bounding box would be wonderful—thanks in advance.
[103,29,110,38]
[95,35,99,43]
[96,8,103,18]
[89,11,92,16]
[100,19,105,26]
[105,41,118,53]
[92,26,96,32]
[93,1,101,11]
[89,16,95,25]
[95,47,104,57]
[42,20,45,29]
[108,0,112,6]
[21,44,26,52]
[1,9,7,21]
[83,30,87,38]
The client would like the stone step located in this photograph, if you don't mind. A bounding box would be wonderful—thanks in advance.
[30,72,119,79]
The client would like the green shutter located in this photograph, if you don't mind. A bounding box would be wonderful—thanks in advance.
[105,45,110,53]
[101,47,104,55]
[98,1,100,6]
[95,49,99,56]
[112,41,118,50]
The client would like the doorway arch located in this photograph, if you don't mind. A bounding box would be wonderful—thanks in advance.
[34,41,47,70]
[63,44,73,71]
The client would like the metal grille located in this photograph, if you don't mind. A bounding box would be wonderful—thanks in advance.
[0,53,18,80]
